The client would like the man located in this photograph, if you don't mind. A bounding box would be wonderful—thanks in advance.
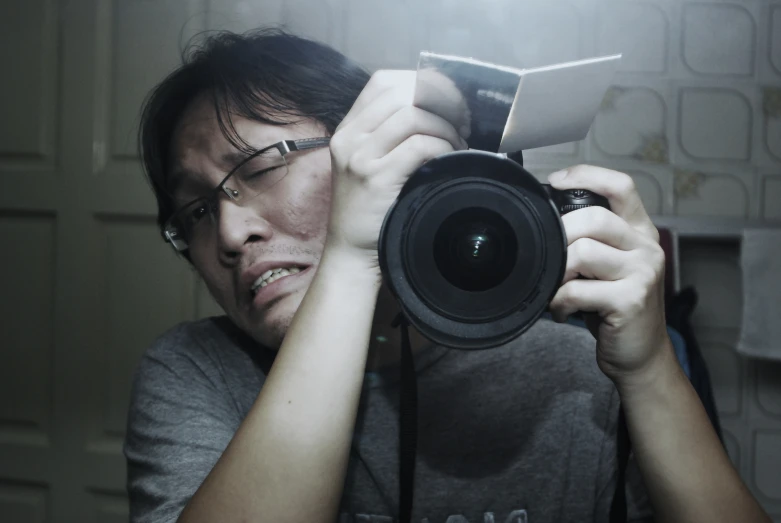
[125,28,770,523]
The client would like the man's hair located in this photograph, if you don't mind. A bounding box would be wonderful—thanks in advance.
[138,27,371,239]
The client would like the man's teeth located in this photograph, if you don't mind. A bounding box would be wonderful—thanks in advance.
[251,267,301,294]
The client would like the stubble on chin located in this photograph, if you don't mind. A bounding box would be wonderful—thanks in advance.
[247,290,305,351]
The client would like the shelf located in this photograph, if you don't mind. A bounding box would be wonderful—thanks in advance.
[651,215,781,240]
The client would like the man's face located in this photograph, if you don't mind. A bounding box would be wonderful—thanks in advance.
[169,94,333,348]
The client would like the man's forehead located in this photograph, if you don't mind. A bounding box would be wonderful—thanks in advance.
[168,100,284,193]
[171,102,278,166]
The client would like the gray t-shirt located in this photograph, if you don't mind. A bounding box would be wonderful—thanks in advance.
[124,316,653,523]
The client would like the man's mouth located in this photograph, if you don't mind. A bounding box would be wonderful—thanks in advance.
[250,266,303,297]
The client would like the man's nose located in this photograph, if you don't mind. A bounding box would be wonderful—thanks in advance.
[216,198,273,262]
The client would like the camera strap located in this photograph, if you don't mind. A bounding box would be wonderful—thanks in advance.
[392,314,631,523]
[611,406,631,523]
[392,313,418,523]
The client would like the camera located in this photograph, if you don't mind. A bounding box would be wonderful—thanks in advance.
[377,51,620,349]
[378,150,609,350]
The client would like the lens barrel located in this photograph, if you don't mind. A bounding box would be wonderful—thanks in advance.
[378,150,568,349]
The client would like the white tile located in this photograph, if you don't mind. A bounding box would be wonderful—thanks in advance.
[624,167,668,215]
[432,0,591,68]
[344,0,423,69]
[772,6,781,77]
[206,0,284,32]
[761,174,781,220]
[585,161,673,215]
[592,85,669,160]
[759,4,781,83]
[680,2,756,77]
[281,0,344,50]
[762,87,781,163]
[674,166,756,218]
[597,1,670,74]
[676,86,754,162]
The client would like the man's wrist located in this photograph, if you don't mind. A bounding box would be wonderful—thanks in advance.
[613,337,684,402]
[318,242,383,288]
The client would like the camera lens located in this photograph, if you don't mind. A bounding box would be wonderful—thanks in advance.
[433,207,517,292]
[379,150,567,349]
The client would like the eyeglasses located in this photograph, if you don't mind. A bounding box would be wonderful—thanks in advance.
[164,137,331,252]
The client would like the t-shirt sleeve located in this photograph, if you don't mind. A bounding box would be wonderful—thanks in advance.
[123,333,241,523]
[594,388,655,523]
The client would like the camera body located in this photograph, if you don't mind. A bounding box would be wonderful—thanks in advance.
[378,150,609,349]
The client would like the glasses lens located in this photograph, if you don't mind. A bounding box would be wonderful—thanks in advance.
[230,147,289,199]
[168,198,214,249]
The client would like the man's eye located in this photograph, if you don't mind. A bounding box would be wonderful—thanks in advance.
[244,165,282,180]
[185,203,210,225]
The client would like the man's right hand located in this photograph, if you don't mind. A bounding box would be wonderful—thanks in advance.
[325,70,468,267]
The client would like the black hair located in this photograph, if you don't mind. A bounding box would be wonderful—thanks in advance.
[138,27,371,241]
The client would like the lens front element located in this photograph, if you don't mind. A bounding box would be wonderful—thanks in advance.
[433,207,517,292]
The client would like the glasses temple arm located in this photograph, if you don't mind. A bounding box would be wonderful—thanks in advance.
[289,137,331,151]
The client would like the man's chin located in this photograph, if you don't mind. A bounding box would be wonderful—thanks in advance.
[246,293,303,349]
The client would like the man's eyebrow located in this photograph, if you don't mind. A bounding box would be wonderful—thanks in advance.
[167,167,214,200]
[220,149,268,174]
[222,142,279,168]
[221,151,251,167]
[167,146,268,194]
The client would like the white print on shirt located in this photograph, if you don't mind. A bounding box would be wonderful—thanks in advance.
[339,509,528,522]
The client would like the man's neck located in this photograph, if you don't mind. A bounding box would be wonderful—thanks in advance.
[365,284,431,372]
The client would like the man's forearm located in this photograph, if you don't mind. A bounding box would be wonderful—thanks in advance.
[179,248,382,523]
[617,341,771,523]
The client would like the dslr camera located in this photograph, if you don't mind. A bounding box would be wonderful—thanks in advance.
[378,52,619,349]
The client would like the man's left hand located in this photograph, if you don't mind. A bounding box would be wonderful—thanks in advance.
[547,165,671,386]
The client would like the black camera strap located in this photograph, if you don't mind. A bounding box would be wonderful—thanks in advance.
[392,314,631,523]
[611,406,632,523]
[392,313,418,523]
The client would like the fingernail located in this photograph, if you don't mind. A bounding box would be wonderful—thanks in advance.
[549,169,568,183]
[460,137,469,150]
